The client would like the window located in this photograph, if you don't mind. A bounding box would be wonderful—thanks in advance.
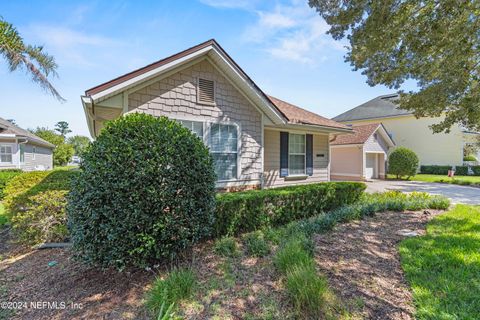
[19,144,25,163]
[0,145,12,163]
[210,123,238,180]
[288,134,305,175]
[197,78,215,105]
[32,146,36,160]
[179,120,204,138]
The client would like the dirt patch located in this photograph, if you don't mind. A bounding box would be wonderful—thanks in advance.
[314,210,441,320]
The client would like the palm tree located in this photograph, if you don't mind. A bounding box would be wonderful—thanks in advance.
[0,16,65,101]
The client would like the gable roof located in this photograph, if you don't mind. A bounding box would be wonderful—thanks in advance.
[83,39,351,135]
[0,117,55,148]
[333,94,412,122]
[330,123,395,146]
[268,96,350,130]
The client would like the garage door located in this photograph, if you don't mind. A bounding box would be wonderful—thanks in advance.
[365,153,377,179]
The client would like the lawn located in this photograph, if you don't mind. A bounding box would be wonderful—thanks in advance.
[389,174,480,186]
[399,205,480,319]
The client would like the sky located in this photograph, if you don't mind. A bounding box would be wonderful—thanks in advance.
[0,0,396,137]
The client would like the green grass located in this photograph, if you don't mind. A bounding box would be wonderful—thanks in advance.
[145,268,196,315]
[399,205,480,319]
[0,203,7,227]
[242,231,271,257]
[389,173,480,186]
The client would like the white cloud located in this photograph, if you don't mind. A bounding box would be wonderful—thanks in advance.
[241,1,345,65]
[25,25,123,67]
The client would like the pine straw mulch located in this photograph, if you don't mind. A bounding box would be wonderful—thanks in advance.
[314,209,442,320]
[0,227,289,320]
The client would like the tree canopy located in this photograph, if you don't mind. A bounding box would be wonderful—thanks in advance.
[55,121,72,137]
[0,16,64,101]
[309,0,480,133]
[67,135,91,156]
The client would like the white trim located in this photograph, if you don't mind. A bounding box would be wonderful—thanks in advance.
[260,113,264,188]
[0,143,14,164]
[0,134,16,138]
[288,133,306,176]
[365,150,387,154]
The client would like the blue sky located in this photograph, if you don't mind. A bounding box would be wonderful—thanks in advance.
[0,0,395,137]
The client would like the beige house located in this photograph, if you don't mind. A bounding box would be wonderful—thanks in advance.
[330,123,395,181]
[81,39,352,190]
[0,117,54,171]
[333,94,479,167]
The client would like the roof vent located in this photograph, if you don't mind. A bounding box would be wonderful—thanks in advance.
[197,78,215,105]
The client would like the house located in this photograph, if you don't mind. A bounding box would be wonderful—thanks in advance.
[0,117,54,171]
[333,94,479,167]
[81,39,352,190]
[330,123,395,181]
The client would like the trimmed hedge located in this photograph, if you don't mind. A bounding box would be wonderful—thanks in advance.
[388,147,419,178]
[4,169,78,244]
[420,165,480,176]
[214,182,366,236]
[0,169,22,200]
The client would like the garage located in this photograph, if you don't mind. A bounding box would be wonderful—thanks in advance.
[330,123,395,181]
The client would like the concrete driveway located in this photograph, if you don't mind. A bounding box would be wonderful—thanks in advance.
[365,180,480,205]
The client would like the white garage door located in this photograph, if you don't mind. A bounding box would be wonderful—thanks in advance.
[366,153,377,179]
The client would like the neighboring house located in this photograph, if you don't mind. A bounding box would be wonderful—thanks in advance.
[81,39,352,190]
[0,117,54,171]
[333,94,479,167]
[330,123,395,181]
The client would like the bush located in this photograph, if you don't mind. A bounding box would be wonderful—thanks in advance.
[420,165,480,176]
[214,237,238,257]
[388,147,419,178]
[214,182,365,237]
[68,114,216,269]
[243,231,270,257]
[0,169,22,200]
[4,169,78,244]
[145,268,196,315]
[464,155,477,161]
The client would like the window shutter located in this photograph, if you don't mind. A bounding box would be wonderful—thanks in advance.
[198,78,215,104]
[280,132,289,177]
[306,134,313,176]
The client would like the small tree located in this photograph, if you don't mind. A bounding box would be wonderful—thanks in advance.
[55,121,72,137]
[388,147,419,179]
[67,113,216,269]
[67,135,90,156]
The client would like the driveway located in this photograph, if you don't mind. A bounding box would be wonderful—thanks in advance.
[365,180,480,205]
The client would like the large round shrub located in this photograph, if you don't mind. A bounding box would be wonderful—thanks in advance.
[68,113,216,269]
[388,147,419,179]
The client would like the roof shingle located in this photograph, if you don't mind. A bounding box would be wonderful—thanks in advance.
[0,117,55,148]
[268,96,350,130]
[330,123,382,145]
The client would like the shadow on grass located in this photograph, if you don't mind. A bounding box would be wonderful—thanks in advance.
[399,205,480,319]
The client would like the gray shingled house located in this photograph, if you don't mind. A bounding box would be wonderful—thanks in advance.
[0,117,54,171]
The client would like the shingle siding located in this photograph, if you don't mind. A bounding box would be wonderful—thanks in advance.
[21,144,53,171]
[364,133,389,153]
[127,59,263,187]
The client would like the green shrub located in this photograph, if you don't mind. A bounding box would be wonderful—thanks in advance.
[388,147,419,178]
[68,114,216,269]
[214,237,238,257]
[420,165,480,176]
[214,182,365,237]
[4,169,78,244]
[463,155,477,161]
[10,190,68,243]
[243,231,270,257]
[285,264,331,318]
[145,268,196,315]
[0,169,22,200]
[274,233,313,274]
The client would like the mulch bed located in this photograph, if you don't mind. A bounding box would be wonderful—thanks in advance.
[314,209,441,320]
